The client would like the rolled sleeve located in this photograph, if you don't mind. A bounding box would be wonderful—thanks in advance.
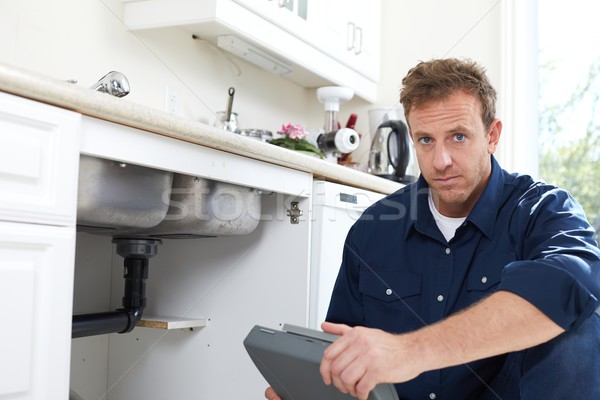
[499,257,599,330]
[499,187,600,330]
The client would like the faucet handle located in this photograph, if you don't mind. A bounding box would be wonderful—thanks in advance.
[90,71,130,97]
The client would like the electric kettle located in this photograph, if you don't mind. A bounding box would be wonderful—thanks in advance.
[368,120,412,182]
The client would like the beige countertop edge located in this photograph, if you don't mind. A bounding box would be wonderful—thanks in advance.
[0,63,403,194]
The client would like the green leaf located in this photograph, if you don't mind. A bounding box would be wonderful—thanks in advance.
[268,137,325,159]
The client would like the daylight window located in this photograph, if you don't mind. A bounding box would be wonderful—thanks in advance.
[538,0,600,235]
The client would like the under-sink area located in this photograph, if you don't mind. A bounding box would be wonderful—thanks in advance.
[69,153,311,399]
[76,155,263,238]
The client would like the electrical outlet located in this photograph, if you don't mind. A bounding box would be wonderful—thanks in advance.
[165,86,180,114]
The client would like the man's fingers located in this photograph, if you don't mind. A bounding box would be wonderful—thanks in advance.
[264,386,281,400]
[321,321,351,335]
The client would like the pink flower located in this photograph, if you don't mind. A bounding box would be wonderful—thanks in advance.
[278,123,307,140]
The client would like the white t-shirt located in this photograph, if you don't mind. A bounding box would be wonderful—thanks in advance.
[428,193,466,242]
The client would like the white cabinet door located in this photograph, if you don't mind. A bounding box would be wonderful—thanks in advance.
[236,0,309,27]
[310,0,381,80]
[0,93,79,399]
[0,92,80,227]
[230,0,324,61]
[236,0,381,81]
[0,221,76,400]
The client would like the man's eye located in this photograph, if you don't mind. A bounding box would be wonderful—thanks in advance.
[418,137,432,144]
[454,133,465,142]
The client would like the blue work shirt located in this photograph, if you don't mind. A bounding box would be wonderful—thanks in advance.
[326,156,600,399]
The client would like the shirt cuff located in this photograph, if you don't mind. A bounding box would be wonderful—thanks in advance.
[498,260,599,330]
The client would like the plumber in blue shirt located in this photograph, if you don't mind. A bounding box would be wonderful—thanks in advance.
[265,58,600,400]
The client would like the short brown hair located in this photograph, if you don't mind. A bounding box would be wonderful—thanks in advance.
[399,58,497,129]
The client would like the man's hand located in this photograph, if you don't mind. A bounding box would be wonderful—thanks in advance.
[319,322,420,400]
[319,291,565,400]
[264,386,281,400]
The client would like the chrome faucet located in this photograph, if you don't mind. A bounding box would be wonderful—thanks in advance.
[89,71,130,97]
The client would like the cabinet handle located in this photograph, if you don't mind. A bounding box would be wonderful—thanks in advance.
[347,22,356,51]
[354,26,363,55]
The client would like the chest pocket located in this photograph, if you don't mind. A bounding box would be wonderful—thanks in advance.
[467,251,515,302]
[359,268,422,333]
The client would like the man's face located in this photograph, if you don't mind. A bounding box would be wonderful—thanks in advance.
[408,91,501,217]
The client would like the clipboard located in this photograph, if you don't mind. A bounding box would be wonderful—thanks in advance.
[243,324,399,400]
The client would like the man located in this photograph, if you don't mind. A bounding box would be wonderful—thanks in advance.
[266,58,600,400]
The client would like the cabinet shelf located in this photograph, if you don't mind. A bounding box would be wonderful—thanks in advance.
[137,315,208,330]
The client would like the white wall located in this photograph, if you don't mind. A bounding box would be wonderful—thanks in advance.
[346,0,505,166]
[0,0,507,168]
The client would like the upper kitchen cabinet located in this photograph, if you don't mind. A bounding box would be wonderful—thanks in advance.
[122,0,381,102]
[309,0,380,81]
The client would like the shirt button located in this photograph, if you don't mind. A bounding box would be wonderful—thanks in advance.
[386,288,392,296]
[429,393,437,399]
[445,248,451,254]
[437,295,444,302]
[481,276,488,284]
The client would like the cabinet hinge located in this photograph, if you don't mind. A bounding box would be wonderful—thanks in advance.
[287,201,303,224]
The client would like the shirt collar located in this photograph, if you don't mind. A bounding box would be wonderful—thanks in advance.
[466,156,504,239]
[405,176,440,241]
[405,156,504,241]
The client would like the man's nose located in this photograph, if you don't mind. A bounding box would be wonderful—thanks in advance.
[432,143,452,170]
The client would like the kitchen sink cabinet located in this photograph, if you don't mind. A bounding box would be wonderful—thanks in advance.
[0,92,80,400]
[0,91,315,399]
[122,0,381,101]
[0,88,395,398]
[71,127,315,398]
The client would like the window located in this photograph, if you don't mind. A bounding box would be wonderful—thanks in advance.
[538,0,600,234]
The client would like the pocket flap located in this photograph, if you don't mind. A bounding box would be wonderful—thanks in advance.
[467,252,512,291]
[359,268,422,303]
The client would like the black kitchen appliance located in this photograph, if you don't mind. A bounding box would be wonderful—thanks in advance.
[368,119,414,183]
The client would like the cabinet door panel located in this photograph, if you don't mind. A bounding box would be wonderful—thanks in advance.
[0,92,80,226]
[0,263,34,396]
[0,221,75,399]
[307,0,380,79]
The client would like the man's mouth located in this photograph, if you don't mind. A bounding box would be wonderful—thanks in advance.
[433,176,460,186]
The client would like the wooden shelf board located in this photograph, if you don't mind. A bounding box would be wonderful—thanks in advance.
[137,316,208,330]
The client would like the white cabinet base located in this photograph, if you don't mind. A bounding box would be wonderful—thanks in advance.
[0,221,75,399]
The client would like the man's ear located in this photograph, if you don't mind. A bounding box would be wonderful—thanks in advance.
[487,119,502,154]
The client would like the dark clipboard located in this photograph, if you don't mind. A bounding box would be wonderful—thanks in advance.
[243,324,399,400]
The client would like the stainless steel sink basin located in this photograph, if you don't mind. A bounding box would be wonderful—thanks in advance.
[76,156,262,238]
[139,173,262,238]
[77,155,174,233]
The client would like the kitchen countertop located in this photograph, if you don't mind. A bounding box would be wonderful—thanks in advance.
[0,63,403,194]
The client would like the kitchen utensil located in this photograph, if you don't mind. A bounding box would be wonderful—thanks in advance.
[214,111,240,133]
[225,86,235,121]
[240,129,273,142]
[214,87,240,133]
[368,119,411,182]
